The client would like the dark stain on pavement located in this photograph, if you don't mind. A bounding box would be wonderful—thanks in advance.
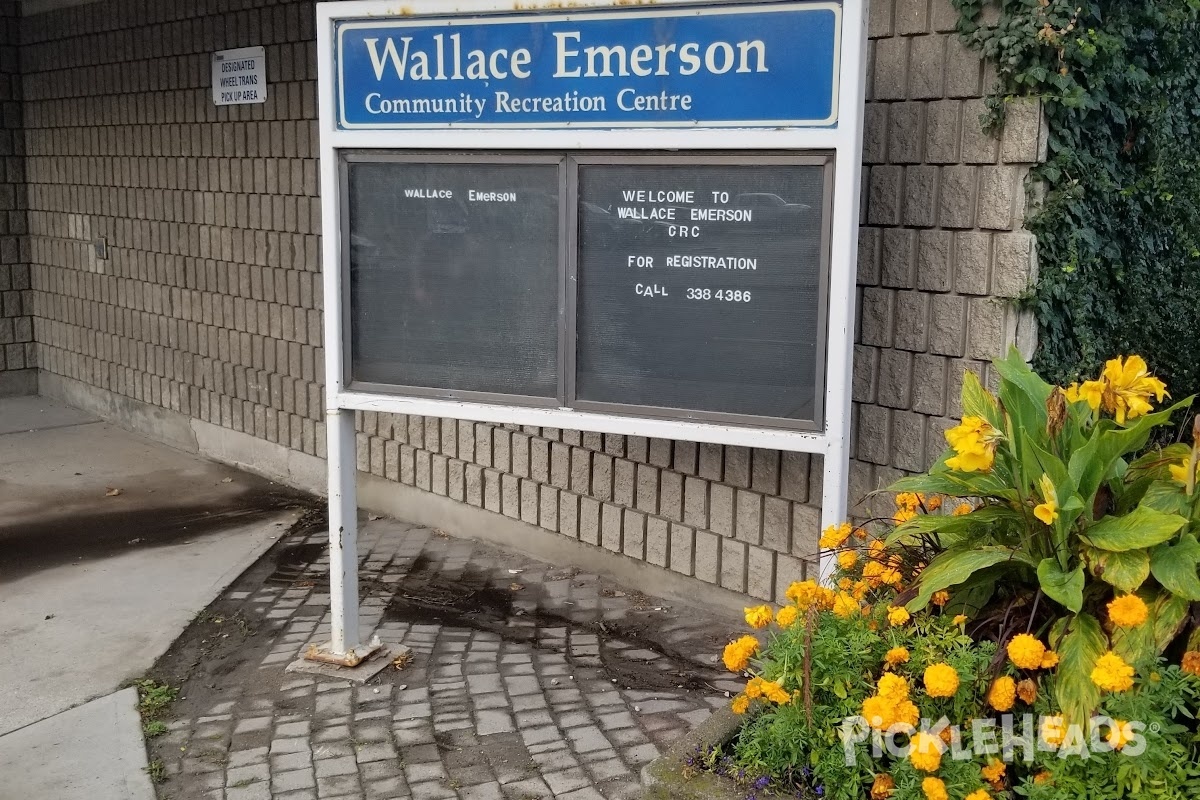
[382,548,723,693]
[0,486,310,584]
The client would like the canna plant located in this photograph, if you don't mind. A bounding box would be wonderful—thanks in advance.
[884,348,1200,727]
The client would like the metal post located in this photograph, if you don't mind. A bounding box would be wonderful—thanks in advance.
[327,407,360,655]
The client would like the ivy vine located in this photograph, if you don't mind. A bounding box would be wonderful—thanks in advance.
[952,0,1200,399]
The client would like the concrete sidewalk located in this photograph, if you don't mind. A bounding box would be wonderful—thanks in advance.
[0,395,311,798]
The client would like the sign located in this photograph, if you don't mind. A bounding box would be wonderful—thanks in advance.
[347,158,561,399]
[575,160,829,426]
[212,46,267,106]
[334,3,840,129]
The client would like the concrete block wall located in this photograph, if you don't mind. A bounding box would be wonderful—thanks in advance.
[20,0,1040,605]
[851,0,1043,520]
[0,0,32,396]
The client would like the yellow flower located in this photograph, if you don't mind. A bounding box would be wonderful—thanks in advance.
[1034,473,1059,526]
[745,677,765,699]
[731,694,750,714]
[884,647,910,668]
[894,507,918,524]
[945,416,1002,473]
[952,502,974,516]
[1065,379,1105,410]
[744,605,773,630]
[921,777,948,800]
[1107,594,1149,628]
[987,676,1016,711]
[1040,716,1065,748]
[896,491,921,510]
[1091,651,1135,692]
[820,522,855,549]
[722,635,758,673]
[870,774,896,800]
[932,590,951,607]
[1101,355,1169,424]
[883,608,910,631]
[879,567,903,587]
[1040,650,1060,669]
[1183,651,1200,676]
[1107,719,1135,750]
[981,758,1006,789]
[878,672,911,701]
[926,496,943,511]
[1169,459,1200,486]
[923,663,960,698]
[1007,634,1047,670]
[909,732,943,772]
[747,677,791,705]
[1017,678,1038,704]
[776,605,799,628]
[1034,770,1053,785]
[964,791,990,800]
[953,614,968,626]
[838,549,859,570]
[785,580,834,611]
[833,592,860,619]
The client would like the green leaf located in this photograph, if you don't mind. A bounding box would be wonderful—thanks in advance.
[1085,547,1151,593]
[1051,613,1106,729]
[887,468,1018,502]
[1080,505,1187,552]
[1153,592,1191,655]
[1068,401,1190,518]
[1139,480,1191,517]
[1112,590,1191,663]
[1149,534,1200,601]
[1037,559,1085,612]
[884,504,1024,548]
[960,369,1003,430]
[906,546,1033,612]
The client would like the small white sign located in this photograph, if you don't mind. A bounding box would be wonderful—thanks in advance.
[212,46,267,106]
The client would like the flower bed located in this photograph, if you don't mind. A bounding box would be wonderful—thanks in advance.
[707,351,1200,800]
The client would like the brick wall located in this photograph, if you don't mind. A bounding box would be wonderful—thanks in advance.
[0,0,32,396]
[851,0,1042,520]
[21,0,1040,605]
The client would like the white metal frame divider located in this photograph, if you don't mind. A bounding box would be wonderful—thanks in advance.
[313,0,868,664]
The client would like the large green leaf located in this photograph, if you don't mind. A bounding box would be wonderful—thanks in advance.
[1139,479,1192,517]
[960,368,1003,430]
[993,347,1053,425]
[1084,546,1151,593]
[1051,613,1107,728]
[884,504,1023,548]
[1149,534,1200,601]
[1037,559,1085,612]
[1068,401,1190,518]
[1080,505,1187,552]
[906,546,1033,612]
[1112,590,1191,663]
[887,468,1018,502]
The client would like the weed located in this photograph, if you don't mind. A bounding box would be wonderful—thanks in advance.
[230,778,260,788]
[135,679,178,718]
[145,759,166,783]
[143,720,168,738]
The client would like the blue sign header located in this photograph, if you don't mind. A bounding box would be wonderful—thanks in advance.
[334,3,841,130]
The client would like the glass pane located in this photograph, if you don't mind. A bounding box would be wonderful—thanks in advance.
[576,163,826,422]
[347,161,560,398]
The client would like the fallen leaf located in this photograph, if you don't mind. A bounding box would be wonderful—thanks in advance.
[510,583,524,592]
[221,477,233,483]
[105,487,122,497]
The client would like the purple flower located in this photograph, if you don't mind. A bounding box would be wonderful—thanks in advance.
[755,776,771,790]
[815,786,825,797]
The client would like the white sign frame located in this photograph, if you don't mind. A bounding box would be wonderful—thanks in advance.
[315,0,867,659]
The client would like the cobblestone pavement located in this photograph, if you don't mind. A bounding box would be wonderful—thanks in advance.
[150,517,742,800]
